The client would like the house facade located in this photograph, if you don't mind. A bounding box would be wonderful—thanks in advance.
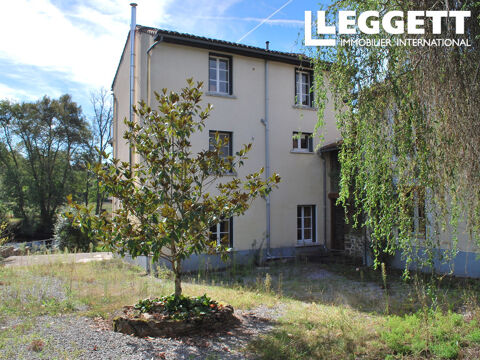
[112,25,480,276]
[111,26,344,269]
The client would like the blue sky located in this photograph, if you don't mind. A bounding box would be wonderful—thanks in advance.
[0,0,329,117]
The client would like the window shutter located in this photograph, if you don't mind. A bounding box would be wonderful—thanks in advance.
[309,70,314,107]
[229,217,233,247]
[229,58,233,95]
[312,206,316,242]
[294,69,298,104]
[308,136,313,152]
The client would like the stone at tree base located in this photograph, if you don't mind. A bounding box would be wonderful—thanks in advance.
[113,305,239,338]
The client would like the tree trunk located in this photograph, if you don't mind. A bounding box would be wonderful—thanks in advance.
[174,259,182,297]
[85,175,90,206]
[95,181,101,215]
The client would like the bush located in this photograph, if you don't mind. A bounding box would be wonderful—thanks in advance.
[0,221,9,246]
[0,220,11,261]
[134,294,222,320]
[54,209,95,252]
[0,209,12,244]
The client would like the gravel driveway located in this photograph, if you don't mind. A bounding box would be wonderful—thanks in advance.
[1,306,282,360]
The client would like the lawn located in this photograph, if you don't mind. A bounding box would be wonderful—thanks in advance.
[1,256,480,359]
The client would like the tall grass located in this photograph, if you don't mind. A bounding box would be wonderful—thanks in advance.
[1,256,480,359]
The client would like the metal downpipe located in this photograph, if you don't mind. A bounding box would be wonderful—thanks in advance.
[262,54,272,259]
[129,3,137,168]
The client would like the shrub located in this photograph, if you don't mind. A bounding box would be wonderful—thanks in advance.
[430,341,459,359]
[134,294,222,320]
[382,311,467,359]
[54,209,95,252]
[382,313,425,355]
[466,327,480,343]
[0,209,12,245]
[0,221,9,246]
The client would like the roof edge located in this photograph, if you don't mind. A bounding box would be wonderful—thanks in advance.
[138,26,315,67]
[111,30,131,91]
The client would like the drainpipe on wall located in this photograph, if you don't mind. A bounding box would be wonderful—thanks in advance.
[260,114,271,259]
[146,34,164,108]
[261,42,272,259]
[145,34,163,276]
[129,3,137,168]
[320,153,327,249]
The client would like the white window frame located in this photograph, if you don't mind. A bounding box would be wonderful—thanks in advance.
[297,205,316,244]
[210,219,232,247]
[292,131,312,152]
[295,70,312,107]
[209,131,232,159]
[209,130,234,174]
[209,56,230,95]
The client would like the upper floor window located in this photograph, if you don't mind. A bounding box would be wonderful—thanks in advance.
[292,131,313,152]
[209,55,232,95]
[210,218,233,247]
[209,131,232,159]
[209,130,233,173]
[295,69,314,107]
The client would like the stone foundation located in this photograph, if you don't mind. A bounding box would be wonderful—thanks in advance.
[113,305,239,338]
[344,234,365,258]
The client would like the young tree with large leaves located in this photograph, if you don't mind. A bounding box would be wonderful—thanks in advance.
[71,79,280,296]
[313,0,480,273]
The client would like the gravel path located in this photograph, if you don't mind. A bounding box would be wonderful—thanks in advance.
[2,305,283,360]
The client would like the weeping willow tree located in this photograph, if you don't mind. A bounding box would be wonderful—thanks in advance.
[313,0,480,273]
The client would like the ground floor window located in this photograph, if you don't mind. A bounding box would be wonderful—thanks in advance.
[297,205,316,243]
[209,218,233,247]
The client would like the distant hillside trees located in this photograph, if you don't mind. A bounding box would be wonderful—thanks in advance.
[0,93,110,239]
[89,88,112,215]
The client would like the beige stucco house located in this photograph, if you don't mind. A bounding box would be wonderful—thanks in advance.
[112,25,480,277]
[111,25,348,269]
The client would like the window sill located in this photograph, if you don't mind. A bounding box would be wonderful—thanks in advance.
[292,105,317,111]
[296,242,319,247]
[206,92,237,99]
[208,171,236,177]
[290,150,314,154]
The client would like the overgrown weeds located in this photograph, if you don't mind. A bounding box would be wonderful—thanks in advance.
[1,257,480,359]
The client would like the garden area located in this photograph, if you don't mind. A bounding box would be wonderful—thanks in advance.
[1,255,480,359]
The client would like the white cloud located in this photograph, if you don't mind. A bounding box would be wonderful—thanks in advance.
[0,0,173,90]
[0,0,249,115]
[0,83,39,101]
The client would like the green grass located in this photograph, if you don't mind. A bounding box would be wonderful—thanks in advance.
[249,301,385,359]
[1,257,480,359]
[380,311,480,359]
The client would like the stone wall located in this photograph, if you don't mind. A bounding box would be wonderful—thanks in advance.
[344,234,365,259]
